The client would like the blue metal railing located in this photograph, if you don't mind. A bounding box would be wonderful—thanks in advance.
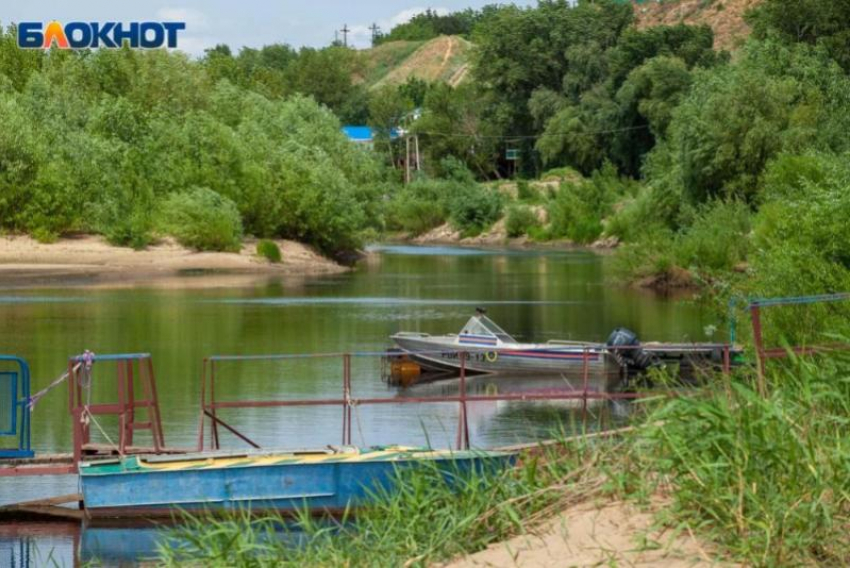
[0,356,33,459]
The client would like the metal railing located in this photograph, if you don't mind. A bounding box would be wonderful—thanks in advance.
[198,344,735,452]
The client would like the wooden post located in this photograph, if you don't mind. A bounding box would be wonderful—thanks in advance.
[405,135,411,184]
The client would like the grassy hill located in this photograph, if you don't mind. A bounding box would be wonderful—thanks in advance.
[359,35,473,89]
[357,2,759,90]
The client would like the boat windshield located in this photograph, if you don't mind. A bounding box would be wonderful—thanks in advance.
[459,316,517,344]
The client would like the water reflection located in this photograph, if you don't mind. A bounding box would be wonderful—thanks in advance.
[0,244,716,566]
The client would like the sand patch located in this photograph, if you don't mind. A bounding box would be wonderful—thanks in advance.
[0,235,347,289]
[445,498,734,567]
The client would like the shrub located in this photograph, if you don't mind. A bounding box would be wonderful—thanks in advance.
[392,198,446,235]
[612,226,679,282]
[448,184,504,237]
[547,184,603,243]
[384,178,455,235]
[159,187,243,252]
[674,200,751,272]
[505,205,541,238]
[547,164,631,244]
[256,239,282,263]
[516,179,537,201]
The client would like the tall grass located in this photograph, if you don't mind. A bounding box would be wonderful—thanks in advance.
[158,352,850,567]
[157,439,610,567]
[627,353,850,565]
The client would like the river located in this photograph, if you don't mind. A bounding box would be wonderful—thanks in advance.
[0,244,717,566]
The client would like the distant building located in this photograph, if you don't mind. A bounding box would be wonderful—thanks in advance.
[341,126,401,148]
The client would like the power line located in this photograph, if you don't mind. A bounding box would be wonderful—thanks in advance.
[414,124,651,140]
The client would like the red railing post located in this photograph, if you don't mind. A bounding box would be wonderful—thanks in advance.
[750,303,767,396]
[581,347,589,426]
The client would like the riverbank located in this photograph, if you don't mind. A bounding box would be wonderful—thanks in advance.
[446,497,728,567]
[0,235,347,289]
[402,222,619,250]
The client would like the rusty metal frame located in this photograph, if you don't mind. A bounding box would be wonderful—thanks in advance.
[198,344,734,452]
[749,293,850,394]
[68,353,165,465]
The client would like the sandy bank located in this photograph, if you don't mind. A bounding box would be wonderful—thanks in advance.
[409,221,619,251]
[445,497,733,568]
[0,235,347,289]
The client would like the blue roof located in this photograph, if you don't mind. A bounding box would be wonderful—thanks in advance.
[342,126,402,143]
[342,126,374,142]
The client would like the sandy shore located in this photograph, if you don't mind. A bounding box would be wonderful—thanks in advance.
[0,235,348,289]
[445,498,733,568]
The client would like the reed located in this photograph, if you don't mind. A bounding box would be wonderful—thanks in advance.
[157,352,850,567]
[628,353,850,566]
[157,437,611,567]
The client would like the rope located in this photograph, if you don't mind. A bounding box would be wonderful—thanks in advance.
[28,362,81,411]
[74,350,120,453]
[349,398,366,447]
[81,406,119,452]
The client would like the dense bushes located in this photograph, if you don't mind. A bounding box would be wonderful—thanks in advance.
[547,165,633,244]
[0,37,385,254]
[612,199,751,286]
[385,166,504,238]
[741,153,850,343]
[448,184,503,237]
[159,188,243,252]
[384,179,454,235]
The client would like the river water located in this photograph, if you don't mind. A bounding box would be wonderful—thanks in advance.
[0,245,717,566]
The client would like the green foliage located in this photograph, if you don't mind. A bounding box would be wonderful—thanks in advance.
[415,83,501,178]
[505,205,541,238]
[636,354,850,565]
[650,40,850,204]
[159,188,243,252]
[515,179,536,201]
[384,178,456,235]
[743,152,850,344]
[547,164,631,244]
[448,184,504,236]
[675,200,751,272]
[747,0,850,71]
[0,38,385,254]
[256,240,282,263]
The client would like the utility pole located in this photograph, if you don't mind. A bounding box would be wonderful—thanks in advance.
[405,134,411,184]
[340,24,350,47]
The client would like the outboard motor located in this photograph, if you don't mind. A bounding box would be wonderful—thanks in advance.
[606,328,653,371]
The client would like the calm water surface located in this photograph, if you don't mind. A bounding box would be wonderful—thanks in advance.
[0,244,718,566]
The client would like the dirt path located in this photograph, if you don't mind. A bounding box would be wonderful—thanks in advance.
[441,35,455,71]
[445,498,734,567]
[0,235,347,289]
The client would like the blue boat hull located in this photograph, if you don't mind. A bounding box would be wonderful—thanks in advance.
[80,448,514,519]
